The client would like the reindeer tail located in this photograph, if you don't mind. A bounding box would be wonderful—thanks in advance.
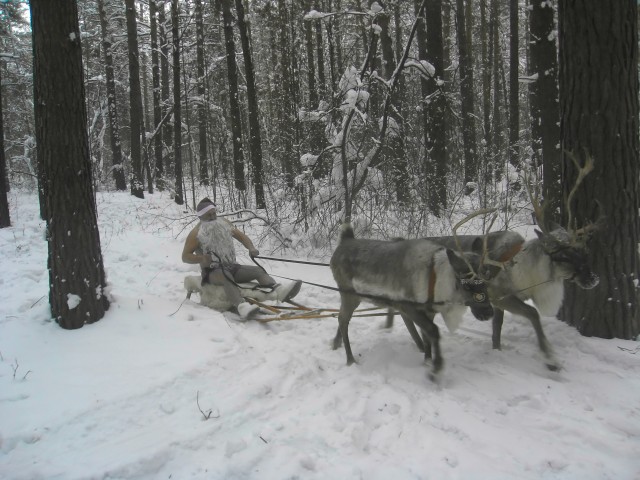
[339,222,355,242]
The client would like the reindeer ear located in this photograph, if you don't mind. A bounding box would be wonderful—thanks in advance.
[471,236,483,254]
[547,221,563,232]
[445,248,470,275]
[534,229,544,239]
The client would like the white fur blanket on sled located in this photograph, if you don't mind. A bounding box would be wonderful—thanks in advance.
[184,275,281,311]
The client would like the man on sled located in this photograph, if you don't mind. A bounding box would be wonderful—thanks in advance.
[182,198,302,318]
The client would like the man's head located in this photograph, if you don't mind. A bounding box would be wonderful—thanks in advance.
[196,198,217,221]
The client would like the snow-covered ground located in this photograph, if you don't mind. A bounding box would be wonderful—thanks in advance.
[1,191,639,479]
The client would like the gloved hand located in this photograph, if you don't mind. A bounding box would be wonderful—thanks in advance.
[249,248,260,257]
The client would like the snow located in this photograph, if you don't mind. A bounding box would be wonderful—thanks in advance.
[1,191,639,480]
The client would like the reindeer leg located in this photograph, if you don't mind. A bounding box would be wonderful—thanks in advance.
[406,308,442,380]
[333,292,360,365]
[384,308,395,328]
[421,328,432,360]
[495,296,558,371]
[398,313,425,352]
[492,307,505,350]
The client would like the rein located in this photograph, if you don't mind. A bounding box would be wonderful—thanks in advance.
[253,255,329,267]
[251,254,447,308]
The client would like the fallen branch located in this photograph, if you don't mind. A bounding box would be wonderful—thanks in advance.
[617,345,640,355]
[196,391,220,420]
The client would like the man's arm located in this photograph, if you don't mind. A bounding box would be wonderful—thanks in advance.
[230,223,259,257]
[182,226,210,267]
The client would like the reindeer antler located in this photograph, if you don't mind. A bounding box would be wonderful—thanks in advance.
[524,167,548,232]
[565,150,595,236]
[452,207,498,277]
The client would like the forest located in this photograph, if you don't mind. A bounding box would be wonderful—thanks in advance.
[0,0,638,339]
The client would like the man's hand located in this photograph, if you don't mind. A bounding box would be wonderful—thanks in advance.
[248,248,259,257]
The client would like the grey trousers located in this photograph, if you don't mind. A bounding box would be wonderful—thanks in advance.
[204,264,276,307]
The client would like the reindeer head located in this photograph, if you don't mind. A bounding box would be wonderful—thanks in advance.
[529,152,602,291]
[448,210,505,320]
[535,226,599,289]
[446,237,501,321]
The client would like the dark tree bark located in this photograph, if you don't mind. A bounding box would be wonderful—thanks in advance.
[97,0,126,191]
[508,0,519,168]
[125,0,144,198]
[378,5,408,204]
[558,0,640,339]
[150,0,164,190]
[171,0,183,204]
[276,0,297,187]
[490,0,503,174]
[235,0,265,208]
[530,0,561,222]
[304,0,317,107]
[195,0,209,186]
[30,0,109,328]
[303,0,328,181]
[415,0,429,193]
[325,0,343,87]
[480,0,490,154]
[0,65,10,228]
[455,0,478,187]
[424,0,447,215]
[314,1,326,99]
[159,1,172,164]
[221,0,246,192]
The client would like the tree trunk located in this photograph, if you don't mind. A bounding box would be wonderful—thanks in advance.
[304,0,317,107]
[480,0,491,157]
[97,0,126,191]
[305,0,328,180]
[379,6,408,204]
[558,0,640,339]
[326,0,343,87]
[195,0,209,186]
[276,0,296,187]
[530,0,561,222]
[150,0,165,190]
[490,0,503,177]
[425,0,447,215]
[0,65,9,228]
[159,1,172,167]
[221,0,246,192]
[30,0,109,328]
[235,0,265,208]
[314,1,326,99]
[125,0,144,198]
[171,0,183,204]
[508,0,519,169]
[455,0,478,188]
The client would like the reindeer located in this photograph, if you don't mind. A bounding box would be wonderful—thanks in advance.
[330,221,500,380]
[390,155,601,371]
